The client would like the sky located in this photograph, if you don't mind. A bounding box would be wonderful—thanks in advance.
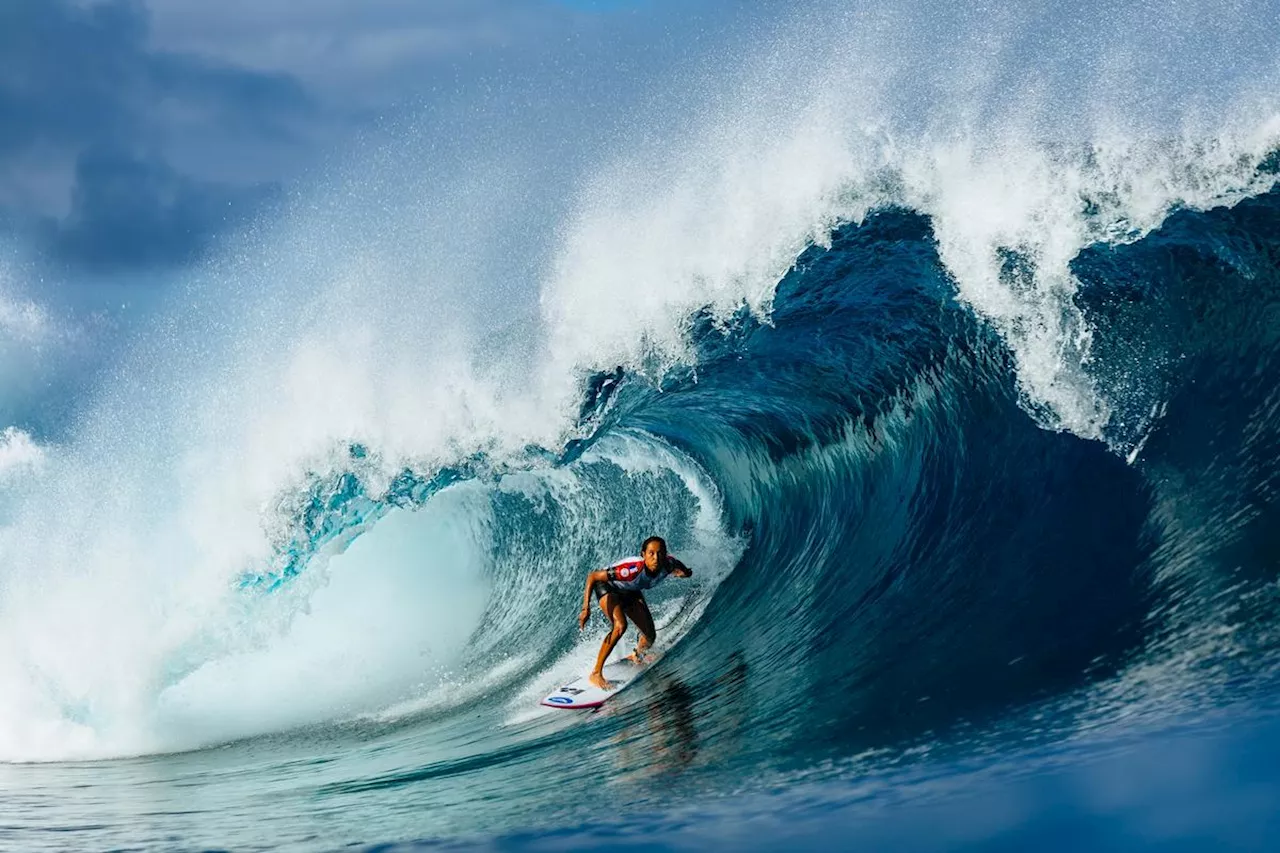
[0,0,699,275]
[0,0,763,436]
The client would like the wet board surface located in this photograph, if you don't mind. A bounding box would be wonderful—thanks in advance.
[541,658,646,709]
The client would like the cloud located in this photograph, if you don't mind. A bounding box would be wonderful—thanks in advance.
[0,427,45,483]
[1,0,721,273]
[144,0,583,104]
[0,0,314,158]
[0,0,314,269]
[48,145,280,268]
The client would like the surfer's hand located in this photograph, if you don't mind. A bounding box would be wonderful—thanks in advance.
[578,608,589,630]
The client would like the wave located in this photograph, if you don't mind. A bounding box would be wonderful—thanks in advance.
[0,2,1277,785]
[187,181,1280,760]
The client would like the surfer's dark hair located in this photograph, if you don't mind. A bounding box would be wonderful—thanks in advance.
[641,535,667,553]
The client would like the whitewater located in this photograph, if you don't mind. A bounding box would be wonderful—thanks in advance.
[2,0,1280,848]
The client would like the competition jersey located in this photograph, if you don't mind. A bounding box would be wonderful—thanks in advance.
[603,555,687,594]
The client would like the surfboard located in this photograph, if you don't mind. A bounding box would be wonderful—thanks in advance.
[541,658,646,709]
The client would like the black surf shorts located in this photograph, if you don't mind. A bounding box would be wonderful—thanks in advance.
[594,583,642,609]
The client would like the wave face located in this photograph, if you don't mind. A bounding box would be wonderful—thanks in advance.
[1,0,1280,848]
[552,193,1280,775]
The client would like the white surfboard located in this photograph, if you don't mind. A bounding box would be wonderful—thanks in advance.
[541,658,646,709]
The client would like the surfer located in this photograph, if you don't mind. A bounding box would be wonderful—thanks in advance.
[577,536,693,690]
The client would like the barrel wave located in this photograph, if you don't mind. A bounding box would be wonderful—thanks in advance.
[2,0,1280,848]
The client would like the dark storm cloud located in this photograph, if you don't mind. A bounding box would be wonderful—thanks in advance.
[0,0,312,269]
[48,145,281,268]
[0,0,142,155]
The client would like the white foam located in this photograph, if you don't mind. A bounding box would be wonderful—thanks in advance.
[152,494,489,754]
[0,0,1277,761]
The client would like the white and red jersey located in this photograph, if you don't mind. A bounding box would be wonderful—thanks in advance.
[603,554,687,594]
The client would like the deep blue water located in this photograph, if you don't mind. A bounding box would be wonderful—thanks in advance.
[2,139,1279,853]
[172,187,1280,849]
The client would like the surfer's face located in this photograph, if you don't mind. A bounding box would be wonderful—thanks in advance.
[642,541,666,572]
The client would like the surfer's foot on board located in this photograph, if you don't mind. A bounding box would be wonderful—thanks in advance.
[588,671,615,691]
[625,648,653,665]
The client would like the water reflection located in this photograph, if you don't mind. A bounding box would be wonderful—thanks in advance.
[609,652,751,784]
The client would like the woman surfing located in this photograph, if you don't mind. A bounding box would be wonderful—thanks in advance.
[577,536,693,690]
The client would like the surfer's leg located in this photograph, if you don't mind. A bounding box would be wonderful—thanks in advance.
[623,597,657,663]
[590,594,628,690]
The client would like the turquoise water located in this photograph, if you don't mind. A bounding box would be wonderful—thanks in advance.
[2,1,1280,849]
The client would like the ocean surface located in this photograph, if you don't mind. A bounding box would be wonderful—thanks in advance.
[2,1,1280,849]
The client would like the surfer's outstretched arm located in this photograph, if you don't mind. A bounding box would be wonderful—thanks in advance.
[578,569,609,630]
[669,557,693,578]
